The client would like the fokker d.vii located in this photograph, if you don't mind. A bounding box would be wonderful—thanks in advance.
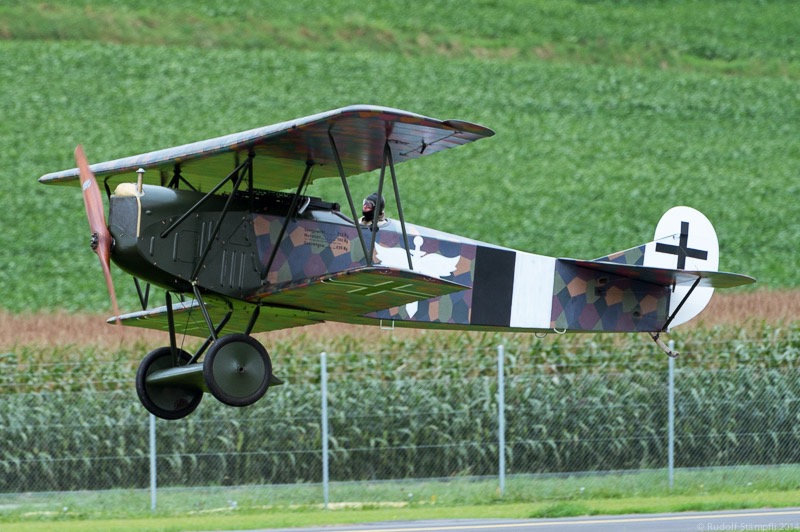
[39,105,755,419]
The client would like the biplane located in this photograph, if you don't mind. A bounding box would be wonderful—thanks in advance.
[39,105,755,420]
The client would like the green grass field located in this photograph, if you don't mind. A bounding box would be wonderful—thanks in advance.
[2,319,799,529]
[2,2,800,529]
[1,0,798,313]
[4,470,800,531]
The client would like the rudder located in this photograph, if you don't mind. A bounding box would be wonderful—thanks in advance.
[643,206,719,328]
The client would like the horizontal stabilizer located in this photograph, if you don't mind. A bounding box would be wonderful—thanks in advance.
[559,259,756,289]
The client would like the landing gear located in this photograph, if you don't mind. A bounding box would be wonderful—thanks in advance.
[203,333,272,407]
[136,347,203,420]
[135,333,277,419]
[134,291,280,419]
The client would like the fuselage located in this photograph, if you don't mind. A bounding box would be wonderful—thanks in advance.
[108,184,670,333]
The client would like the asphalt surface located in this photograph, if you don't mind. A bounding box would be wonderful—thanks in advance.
[240,507,800,532]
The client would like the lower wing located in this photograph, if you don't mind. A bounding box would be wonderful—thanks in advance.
[109,266,469,337]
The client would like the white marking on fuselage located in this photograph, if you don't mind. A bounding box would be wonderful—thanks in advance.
[510,252,556,328]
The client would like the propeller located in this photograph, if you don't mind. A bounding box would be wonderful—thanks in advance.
[75,145,121,323]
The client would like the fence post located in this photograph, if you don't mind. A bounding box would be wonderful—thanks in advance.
[668,340,675,490]
[321,351,330,509]
[497,344,506,496]
[149,413,157,511]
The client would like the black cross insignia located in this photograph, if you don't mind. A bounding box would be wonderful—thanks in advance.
[654,221,708,269]
[324,278,433,299]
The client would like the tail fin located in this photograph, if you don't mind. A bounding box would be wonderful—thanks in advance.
[587,206,754,330]
[642,206,718,328]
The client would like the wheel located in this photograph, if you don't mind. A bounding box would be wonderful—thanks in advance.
[136,347,203,420]
[203,334,272,407]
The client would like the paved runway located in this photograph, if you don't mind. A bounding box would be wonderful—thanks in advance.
[248,507,800,532]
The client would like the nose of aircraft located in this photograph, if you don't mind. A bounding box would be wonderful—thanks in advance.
[75,144,121,323]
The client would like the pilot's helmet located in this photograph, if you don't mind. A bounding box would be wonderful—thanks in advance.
[362,192,385,221]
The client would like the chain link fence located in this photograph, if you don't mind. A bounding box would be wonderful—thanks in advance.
[2,334,800,503]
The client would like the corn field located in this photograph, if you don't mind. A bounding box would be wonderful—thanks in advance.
[2,326,799,495]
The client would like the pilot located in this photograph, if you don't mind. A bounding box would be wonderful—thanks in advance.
[360,192,388,229]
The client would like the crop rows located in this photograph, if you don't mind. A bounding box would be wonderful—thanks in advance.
[2,327,799,493]
[4,324,798,392]
[2,28,799,315]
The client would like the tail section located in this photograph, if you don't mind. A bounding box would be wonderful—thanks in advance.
[573,206,754,333]
[643,206,719,328]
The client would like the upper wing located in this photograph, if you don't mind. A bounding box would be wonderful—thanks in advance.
[111,266,469,336]
[39,105,494,192]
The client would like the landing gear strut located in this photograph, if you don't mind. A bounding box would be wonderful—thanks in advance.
[135,291,279,419]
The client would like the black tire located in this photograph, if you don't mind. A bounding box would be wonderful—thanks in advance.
[203,334,271,407]
[136,347,203,420]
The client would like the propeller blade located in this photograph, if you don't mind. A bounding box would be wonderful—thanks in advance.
[75,145,121,323]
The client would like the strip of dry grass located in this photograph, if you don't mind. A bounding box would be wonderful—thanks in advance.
[690,289,799,329]
[1,290,796,353]
[0,309,415,353]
